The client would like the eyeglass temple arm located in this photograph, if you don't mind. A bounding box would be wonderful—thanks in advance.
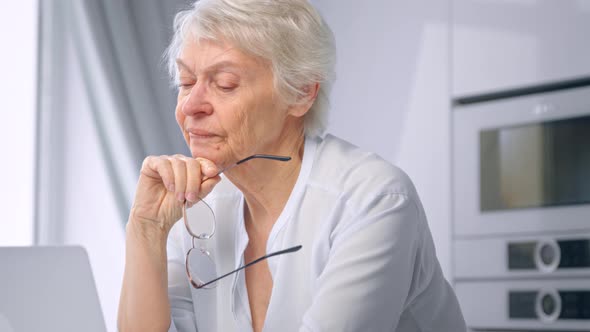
[197,245,302,289]
[212,154,291,178]
[237,154,291,165]
[188,154,291,205]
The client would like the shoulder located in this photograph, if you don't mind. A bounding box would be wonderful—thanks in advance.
[309,134,419,207]
[304,134,428,242]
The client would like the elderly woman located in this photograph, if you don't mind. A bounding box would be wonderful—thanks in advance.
[118,0,466,331]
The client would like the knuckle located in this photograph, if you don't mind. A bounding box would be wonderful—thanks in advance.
[142,155,165,172]
[187,159,201,173]
[142,155,155,167]
[168,157,184,168]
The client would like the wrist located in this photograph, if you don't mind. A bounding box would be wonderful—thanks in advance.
[126,213,170,246]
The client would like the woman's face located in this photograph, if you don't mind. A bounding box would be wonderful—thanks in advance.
[175,37,295,168]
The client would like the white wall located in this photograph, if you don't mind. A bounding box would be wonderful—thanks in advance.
[313,0,452,278]
[0,1,37,246]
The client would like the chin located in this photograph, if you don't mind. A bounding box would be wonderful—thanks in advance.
[189,144,224,166]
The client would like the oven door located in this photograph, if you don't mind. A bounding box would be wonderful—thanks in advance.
[453,86,590,237]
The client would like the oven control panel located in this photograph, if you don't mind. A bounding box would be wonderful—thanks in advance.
[510,290,590,321]
[454,234,590,279]
[509,239,590,272]
[456,279,590,330]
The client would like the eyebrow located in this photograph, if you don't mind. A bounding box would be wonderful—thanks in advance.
[175,59,243,76]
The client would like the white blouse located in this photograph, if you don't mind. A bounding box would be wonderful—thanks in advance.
[166,134,466,332]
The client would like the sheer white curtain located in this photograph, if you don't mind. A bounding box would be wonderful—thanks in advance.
[0,0,37,246]
[36,0,188,330]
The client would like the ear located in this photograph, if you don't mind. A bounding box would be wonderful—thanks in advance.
[287,82,320,118]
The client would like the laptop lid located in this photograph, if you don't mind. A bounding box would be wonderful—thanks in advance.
[0,246,107,332]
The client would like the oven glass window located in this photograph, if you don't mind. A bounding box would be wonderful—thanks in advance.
[480,115,590,211]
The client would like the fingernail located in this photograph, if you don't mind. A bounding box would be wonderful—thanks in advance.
[176,192,185,202]
[186,192,197,202]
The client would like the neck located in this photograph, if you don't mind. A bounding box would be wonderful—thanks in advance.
[225,124,306,234]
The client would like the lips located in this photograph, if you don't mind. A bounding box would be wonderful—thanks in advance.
[186,128,217,139]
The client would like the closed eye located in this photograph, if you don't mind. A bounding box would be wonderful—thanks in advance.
[216,83,237,92]
[178,82,195,90]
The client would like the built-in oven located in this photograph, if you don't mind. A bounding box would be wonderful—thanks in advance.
[452,81,590,331]
[453,85,590,237]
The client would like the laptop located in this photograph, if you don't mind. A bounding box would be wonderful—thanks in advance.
[0,246,107,332]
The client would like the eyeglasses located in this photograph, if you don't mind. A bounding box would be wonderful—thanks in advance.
[183,154,303,289]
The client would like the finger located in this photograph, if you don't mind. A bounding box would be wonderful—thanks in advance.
[184,157,202,203]
[195,157,219,178]
[142,156,175,192]
[168,156,187,202]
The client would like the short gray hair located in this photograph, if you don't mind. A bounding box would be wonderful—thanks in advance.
[165,0,337,137]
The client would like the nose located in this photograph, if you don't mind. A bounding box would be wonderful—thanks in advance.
[181,82,213,116]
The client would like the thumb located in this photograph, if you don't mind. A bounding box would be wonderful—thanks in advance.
[196,158,219,178]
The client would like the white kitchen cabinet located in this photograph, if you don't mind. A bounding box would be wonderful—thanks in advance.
[452,0,590,97]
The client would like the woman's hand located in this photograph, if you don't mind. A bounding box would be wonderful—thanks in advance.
[129,154,221,233]
[120,155,219,331]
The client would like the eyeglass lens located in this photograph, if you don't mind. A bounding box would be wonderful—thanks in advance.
[184,198,217,288]
[183,154,298,289]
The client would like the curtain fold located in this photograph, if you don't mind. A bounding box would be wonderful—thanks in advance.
[36,0,189,242]
[35,0,68,244]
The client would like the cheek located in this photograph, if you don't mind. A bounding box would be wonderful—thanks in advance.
[238,93,279,130]
[235,106,254,139]
[175,94,188,126]
[216,90,249,129]
[175,107,183,129]
[175,104,189,141]
[221,104,250,139]
[215,102,257,156]
[215,84,279,153]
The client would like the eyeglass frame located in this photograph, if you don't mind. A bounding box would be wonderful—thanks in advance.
[182,154,302,289]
